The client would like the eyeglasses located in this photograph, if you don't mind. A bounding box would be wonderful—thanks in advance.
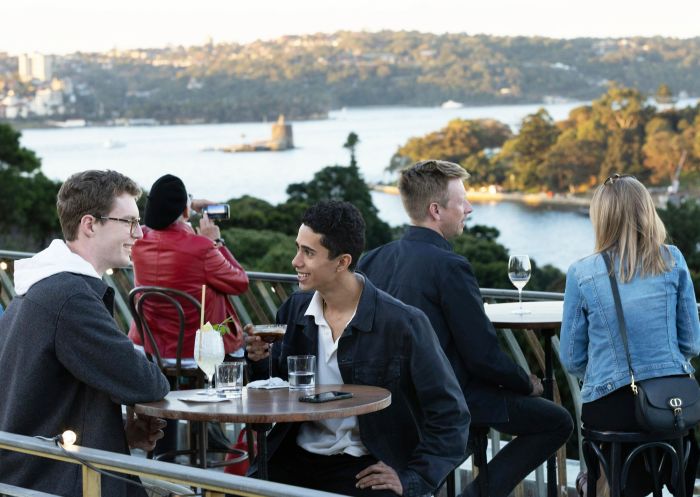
[604,174,635,185]
[97,216,142,236]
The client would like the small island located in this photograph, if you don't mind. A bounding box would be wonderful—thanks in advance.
[220,115,294,153]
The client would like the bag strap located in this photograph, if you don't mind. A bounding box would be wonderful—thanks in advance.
[601,252,639,395]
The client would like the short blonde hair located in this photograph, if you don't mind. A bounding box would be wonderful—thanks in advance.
[590,174,670,281]
[398,160,470,221]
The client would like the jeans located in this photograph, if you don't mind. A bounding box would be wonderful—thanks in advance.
[461,394,573,497]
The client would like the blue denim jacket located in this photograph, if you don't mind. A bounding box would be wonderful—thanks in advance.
[560,245,700,403]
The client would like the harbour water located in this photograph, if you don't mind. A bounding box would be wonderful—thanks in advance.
[22,99,690,270]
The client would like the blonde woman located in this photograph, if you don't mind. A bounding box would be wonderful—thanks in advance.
[560,174,700,496]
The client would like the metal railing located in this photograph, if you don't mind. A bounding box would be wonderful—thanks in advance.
[3,248,699,495]
[0,430,343,497]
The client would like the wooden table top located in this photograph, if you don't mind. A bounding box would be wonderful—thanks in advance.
[484,301,564,329]
[134,384,391,424]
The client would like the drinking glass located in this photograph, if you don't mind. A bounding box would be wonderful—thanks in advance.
[508,255,532,315]
[252,324,287,386]
[288,355,316,391]
[216,362,245,398]
[195,328,225,395]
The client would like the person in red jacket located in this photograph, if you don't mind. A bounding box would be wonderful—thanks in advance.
[128,174,249,360]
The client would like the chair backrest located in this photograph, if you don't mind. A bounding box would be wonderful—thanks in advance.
[128,286,202,387]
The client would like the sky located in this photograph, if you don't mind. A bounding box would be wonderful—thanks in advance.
[2,0,698,55]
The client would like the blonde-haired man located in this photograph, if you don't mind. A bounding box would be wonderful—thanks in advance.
[359,160,573,497]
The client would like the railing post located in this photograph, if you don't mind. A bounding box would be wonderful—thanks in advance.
[82,465,101,497]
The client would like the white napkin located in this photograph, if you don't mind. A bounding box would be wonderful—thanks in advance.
[247,378,290,389]
[179,395,230,403]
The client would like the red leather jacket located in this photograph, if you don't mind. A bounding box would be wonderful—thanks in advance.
[128,222,249,357]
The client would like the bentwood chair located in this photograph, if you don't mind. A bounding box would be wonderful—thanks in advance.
[128,286,203,389]
[128,286,247,469]
[581,426,690,497]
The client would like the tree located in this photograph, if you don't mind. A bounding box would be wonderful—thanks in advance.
[286,163,391,249]
[496,109,559,190]
[658,199,700,299]
[0,124,62,249]
[388,118,512,184]
[450,225,564,292]
[539,130,602,192]
[343,132,360,168]
[220,227,296,274]
[592,84,651,180]
[642,115,696,184]
[655,83,675,105]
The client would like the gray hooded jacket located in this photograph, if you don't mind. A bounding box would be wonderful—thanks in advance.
[0,240,170,497]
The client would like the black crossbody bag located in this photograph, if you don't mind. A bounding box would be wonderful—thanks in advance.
[603,252,700,433]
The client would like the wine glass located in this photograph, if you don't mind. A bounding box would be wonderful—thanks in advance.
[252,324,287,386]
[195,328,225,395]
[508,255,532,315]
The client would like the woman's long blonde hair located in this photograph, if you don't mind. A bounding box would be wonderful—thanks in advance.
[590,175,671,282]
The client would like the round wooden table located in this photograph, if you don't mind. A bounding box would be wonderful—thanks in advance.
[483,300,563,497]
[135,384,391,479]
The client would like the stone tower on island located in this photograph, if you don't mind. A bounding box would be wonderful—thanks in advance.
[269,114,294,150]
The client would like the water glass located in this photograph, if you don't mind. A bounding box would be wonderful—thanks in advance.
[216,362,245,398]
[287,355,316,391]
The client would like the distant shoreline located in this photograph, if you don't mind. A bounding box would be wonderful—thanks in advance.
[371,184,591,208]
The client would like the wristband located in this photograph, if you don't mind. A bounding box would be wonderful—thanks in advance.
[214,237,226,247]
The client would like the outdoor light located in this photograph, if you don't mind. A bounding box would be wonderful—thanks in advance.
[60,430,77,447]
[0,261,7,271]
[106,268,114,275]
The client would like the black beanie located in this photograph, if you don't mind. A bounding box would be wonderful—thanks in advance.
[144,174,188,230]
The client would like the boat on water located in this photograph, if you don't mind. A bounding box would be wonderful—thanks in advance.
[103,140,126,149]
[441,100,464,109]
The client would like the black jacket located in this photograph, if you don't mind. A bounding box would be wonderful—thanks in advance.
[0,273,170,497]
[358,226,532,424]
[251,277,469,497]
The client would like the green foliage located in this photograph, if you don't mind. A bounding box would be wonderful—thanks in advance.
[0,124,61,249]
[394,85,700,193]
[659,199,700,299]
[655,83,674,104]
[389,118,512,184]
[450,225,564,292]
[285,163,392,249]
[218,136,391,271]
[7,33,700,123]
[496,109,559,190]
[220,227,296,275]
[343,132,360,168]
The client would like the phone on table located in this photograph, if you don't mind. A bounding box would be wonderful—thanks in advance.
[298,391,353,403]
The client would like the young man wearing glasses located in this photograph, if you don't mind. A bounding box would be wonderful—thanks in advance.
[0,170,170,497]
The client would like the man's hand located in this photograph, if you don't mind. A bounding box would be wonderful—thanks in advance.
[196,212,221,241]
[244,323,269,362]
[529,373,544,397]
[190,198,216,213]
[356,461,403,495]
[125,407,167,451]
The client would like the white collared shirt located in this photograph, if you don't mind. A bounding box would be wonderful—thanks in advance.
[296,290,368,456]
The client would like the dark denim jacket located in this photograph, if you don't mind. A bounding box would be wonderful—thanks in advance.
[251,276,470,497]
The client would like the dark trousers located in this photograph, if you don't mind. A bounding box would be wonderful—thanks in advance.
[268,434,398,497]
[461,394,573,497]
[582,386,699,497]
